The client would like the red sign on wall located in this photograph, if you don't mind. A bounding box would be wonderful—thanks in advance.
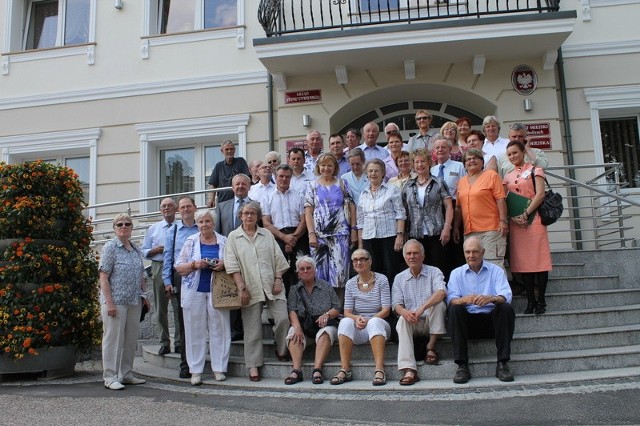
[525,122,551,150]
[284,90,322,104]
[285,139,307,152]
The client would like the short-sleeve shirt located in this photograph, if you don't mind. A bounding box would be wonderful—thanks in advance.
[456,170,505,235]
[287,279,341,316]
[343,273,390,317]
[99,239,145,305]
[208,157,250,203]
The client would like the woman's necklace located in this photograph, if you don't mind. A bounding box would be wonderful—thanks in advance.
[417,176,430,186]
[358,273,374,290]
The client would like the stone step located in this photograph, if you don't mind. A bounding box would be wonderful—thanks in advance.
[513,304,640,333]
[546,275,619,293]
[548,263,585,278]
[512,288,640,312]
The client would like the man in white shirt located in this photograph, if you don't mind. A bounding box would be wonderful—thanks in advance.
[498,122,549,177]
[482,115,510,158]
[248,162,276,206]
[288,147,315,195]
[140,197,179,357]
[304,130,323,173]
[358,121,389,161]
[262,164,309,295]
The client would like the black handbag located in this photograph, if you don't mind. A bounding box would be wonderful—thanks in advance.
[533,167,564,226]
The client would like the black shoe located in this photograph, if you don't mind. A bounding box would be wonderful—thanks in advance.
[174,346,182,354]
[523,302,536,314]
[231,334,244,342]
[158,346,171,356]
[179,370,192,379]
[535,302,546,315]
[496,362,514,382]
[453,364,471,384]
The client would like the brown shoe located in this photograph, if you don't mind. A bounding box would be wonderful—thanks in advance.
[399,369,420,386]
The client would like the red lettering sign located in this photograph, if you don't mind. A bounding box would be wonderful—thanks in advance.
[284,89,322,104]
[285,139,307,151]
[525,122,551,149]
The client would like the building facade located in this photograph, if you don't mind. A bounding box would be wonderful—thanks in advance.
[1,0,639,245]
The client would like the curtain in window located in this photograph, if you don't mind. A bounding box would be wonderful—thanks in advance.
[161,0,196,33]
[30,0,59,49]
[64,0,90,45]
[600,117,640,188]
[161,149,195,195]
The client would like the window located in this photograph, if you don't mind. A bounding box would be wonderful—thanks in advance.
[136,115,249,212]
[23,0,90,50]
[158,0,237,34]
[600,117,640,188]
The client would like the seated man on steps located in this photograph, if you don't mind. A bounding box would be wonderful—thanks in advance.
[446,236,516,384]
[392,239,447,386]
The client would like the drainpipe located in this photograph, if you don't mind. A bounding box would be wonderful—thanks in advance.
[557,47,582,249]
[268,73,275,151]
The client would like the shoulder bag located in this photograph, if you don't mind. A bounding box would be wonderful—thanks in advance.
[532,167,564,226]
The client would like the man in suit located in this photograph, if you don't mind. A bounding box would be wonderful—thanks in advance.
[215,173,252,340]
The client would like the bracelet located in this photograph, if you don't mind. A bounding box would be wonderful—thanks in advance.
[499,219,508,224]
[309,231,316,235]
[275,277,282,281]
[396,231,404,235]
[191,261,197,270]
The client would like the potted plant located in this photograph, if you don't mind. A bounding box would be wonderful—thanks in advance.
[0,161,99,376]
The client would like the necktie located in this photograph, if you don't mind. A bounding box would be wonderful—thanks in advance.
[234,198,244,228]
[438,165,445,179]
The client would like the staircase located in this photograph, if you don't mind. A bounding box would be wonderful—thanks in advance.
[140,247,640,383]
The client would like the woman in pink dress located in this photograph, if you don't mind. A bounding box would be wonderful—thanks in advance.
[503,141,552,315]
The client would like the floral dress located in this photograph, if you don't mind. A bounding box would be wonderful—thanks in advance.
[305,179,353,288]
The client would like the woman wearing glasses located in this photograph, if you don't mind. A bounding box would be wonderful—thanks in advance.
[224,201,290,382]
[98,214,149,390]
[453,149,509,270]
[331,249,391,386]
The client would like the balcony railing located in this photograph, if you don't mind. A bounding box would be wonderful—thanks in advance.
[258,0,561,36]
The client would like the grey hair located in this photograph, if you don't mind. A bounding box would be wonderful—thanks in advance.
[508,122,528,132]
[194,209,215,223]
[266,151,281,161]
[346,147,365,162]
[482,115,500,129]
[237,200,262,219]
[402,239,425,256]
[432,135,452,148]
[112,213,133,227]
[295,255,316,271]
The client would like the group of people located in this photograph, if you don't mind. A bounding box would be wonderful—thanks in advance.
[97,112,552,389]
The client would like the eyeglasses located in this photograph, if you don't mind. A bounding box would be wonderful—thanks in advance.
[241,211,257,216]
[386,130,399,135]
[267,159,278,164]
[416,116,431,121]
[115,222,132,228]
[352,257,370,263]
[298,266,314,272]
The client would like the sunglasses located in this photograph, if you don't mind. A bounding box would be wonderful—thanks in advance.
[115,222,132,228]
[352,257,370,263]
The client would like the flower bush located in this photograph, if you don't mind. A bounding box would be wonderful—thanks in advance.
[0,161,100,360]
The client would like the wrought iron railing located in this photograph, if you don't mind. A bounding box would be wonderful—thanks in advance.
[258,0,561,36]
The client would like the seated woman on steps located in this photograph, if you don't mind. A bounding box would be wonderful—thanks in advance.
[331,249,391,386]
[284,256,341,385]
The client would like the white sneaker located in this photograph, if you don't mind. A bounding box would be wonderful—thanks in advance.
[191,374,202,386]
[105,381,125,390]
[214,372,227,382]
[121,377,146,385]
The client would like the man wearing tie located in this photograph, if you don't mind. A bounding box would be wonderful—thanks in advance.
[215,173,252,341]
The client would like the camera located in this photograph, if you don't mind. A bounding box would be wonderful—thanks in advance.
[206,259,218,267]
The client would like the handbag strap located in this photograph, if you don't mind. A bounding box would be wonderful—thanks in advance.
[298,285,313,316]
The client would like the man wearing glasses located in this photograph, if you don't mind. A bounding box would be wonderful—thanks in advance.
[207,140,250,207]
[407,110,438,153]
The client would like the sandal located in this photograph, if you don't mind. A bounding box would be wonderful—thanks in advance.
[399,369,420,386]
[312,368,324,384]
[372,370,387,386]
[425,348,439,365]
[330,369,352,385]
[284,369,303,385]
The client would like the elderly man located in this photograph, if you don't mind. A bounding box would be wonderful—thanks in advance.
[329,133,351,175]
[304,130,324,173]
[447,237,515,384]
[249,160,262,185]
[263,164,309,296]
[163,196,199,379]
[248,162,276,206]
[407,110,438,152]
[141,197,180,356]
[359,122,389,160]
[207,140,250,207]
[498,122,549,177]
[392,240,447,386]
[482,116,510,158]
[288,147,315,195]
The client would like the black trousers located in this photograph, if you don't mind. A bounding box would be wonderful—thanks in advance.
[362,236,403,289]
[275,227,309,296]
[448,303,515,365]
[172,271,189,373]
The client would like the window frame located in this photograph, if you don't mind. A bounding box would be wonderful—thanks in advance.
[135,114,250,212]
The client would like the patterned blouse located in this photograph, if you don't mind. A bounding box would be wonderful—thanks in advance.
[402,176,452,238]
[99,239,145,305]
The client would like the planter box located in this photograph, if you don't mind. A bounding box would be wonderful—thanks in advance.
[0,346,78,380]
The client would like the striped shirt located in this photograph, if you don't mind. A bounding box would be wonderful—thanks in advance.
[343,272,391,317]
[392,265,447,317]
[357,183,406,240]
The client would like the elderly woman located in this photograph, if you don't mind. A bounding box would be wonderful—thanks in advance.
[174,209,229,385]
[99,213,149,390]
[305,153,357,293]
[402,148,454,278]
[225,201,290,382]
[456,116,472,151]
[340,148,369,205]
[357,158,406,288]
[387,151,415,189]
[482,115,510,158]
[284,256,341,385]
[383,131,403,181]
[332,249,391,386]
[454,149,509,269]
[466,129,498,173]
[440,121,464,162]
[503,141,552,314]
